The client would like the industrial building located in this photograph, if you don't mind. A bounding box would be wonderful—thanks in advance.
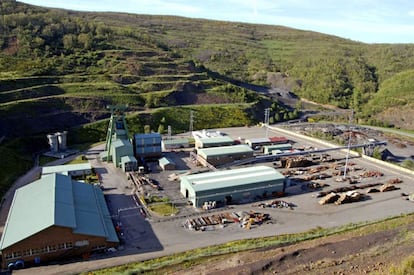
[133,133,162,158]
[196,144,254,167]
[180,166,286,208]
[194,136,234,149]
[263,144,292,155]
[161,138,190,151]
[0,173,118,269]
[42,163,92,178]
[245,137,273,149]
[100,105,137,172]
[158,157,176,171]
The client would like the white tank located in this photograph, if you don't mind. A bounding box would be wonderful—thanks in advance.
[57,131,67,151]
[47,134,59,153]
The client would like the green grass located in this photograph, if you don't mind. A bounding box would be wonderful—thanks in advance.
[148,203,178,216]
[65,155,89,164]
[389,255,414,275]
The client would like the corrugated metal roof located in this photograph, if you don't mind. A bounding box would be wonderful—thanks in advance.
[121,155,137,163]
[42,163,92,175]
[196,136,234,145]
[182,166,284,192]
[159,157,175,166]
[134,133,161,139]
[0,174,118,250]
[112,139,132,148]
[197,144,253,158]
[162,138,189,145]
[246,137,271,144]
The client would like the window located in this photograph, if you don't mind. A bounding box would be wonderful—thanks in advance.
[40,247,48,253]
[31,248,41,255]
[12,251,21,258]
[48,245,57,252]
[22,249,31,256]
[4,253,13,259]
[65,242,73,249]
[57,243,65,250]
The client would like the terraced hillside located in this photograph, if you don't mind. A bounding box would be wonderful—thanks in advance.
[1,1,414,135]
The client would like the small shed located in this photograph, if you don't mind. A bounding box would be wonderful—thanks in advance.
[159,157,176,171]
[245,137,272,150]
[263,144,292,154]
[121,155,138,172]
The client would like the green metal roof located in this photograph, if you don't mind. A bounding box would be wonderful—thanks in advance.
[162,138,189,145]
[159,157,175,166]
[0,174,118,250]
[197,144,253,158]
[182,165,284,192]
[112,138,132,148]
[121,155,137,163]
[42,163,92,176]
[196,136,234,145]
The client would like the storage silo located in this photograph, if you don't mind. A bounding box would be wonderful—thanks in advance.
[47,134,59,153]
[57,131,67,151]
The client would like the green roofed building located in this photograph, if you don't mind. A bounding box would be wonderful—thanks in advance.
[180,165,285,208]
[194,136,234,149]
[0,174,118,269]
[196,144,254,167]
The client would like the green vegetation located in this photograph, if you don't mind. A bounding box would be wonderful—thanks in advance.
[86,213,414,274]
[145,196,178,216]
[1,0,414,139]
[389,255,414,275]
[66,155,89,164]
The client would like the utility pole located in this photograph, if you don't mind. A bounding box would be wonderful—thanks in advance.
[343,109,354,179]
[264,108,270,138]
[189,110,194,135]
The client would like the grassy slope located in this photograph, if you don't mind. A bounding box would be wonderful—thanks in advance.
[86,213,414,274]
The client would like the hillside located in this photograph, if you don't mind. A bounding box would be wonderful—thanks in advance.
[1,1,414,136]
[1,0,414,196]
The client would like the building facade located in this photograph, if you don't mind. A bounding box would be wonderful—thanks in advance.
[0,174,118,269]
[196,144,254,167]
[180,166,285,208]
[133,133,162,158]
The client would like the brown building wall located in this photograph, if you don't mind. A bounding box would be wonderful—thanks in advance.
[1,225,117,269]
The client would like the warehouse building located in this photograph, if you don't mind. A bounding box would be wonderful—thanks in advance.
[133,133,162,158]
[180,166,285,208]
[196,144,254,167]
[161,138,190,151]
[194,136,234,149]
[0,173,118,269]
[263,144,292,155]
[42,163,92,178]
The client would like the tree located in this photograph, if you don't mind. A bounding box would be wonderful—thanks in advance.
[63,34,76,51]
[157,124,164,134]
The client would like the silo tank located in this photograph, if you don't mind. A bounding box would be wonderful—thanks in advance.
[47,134,59,153]
[57,131,67,151]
